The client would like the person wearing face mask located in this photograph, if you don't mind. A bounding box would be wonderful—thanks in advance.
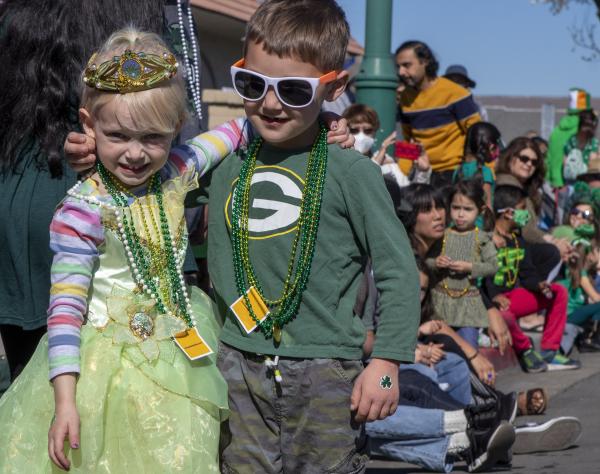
[483,185,580,373]
[342,103,431,188]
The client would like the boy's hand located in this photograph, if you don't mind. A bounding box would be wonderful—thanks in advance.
[448,260,472,274]
[350,358,399,422]
[64,132,96,173]
[321,113,355,149]
[48,403,80,471]
[435,255,452,268]
[493,294,511,311]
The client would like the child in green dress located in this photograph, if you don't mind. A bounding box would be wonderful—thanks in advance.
[427,180,498,349]
[0,28,243,473]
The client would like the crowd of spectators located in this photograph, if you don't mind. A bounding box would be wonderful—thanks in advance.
[343,39,593,471]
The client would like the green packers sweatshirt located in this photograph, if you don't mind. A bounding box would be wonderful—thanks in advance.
[196,142,419,362]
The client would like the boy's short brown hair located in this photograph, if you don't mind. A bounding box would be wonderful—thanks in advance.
[244,0,349,72]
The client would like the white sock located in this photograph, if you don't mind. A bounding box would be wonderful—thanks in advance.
[444,410,468,434]
[447,432,470,454]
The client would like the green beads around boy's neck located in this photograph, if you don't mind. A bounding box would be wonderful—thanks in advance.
[230,125,329,339]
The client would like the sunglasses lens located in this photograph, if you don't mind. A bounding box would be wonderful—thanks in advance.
[234,71,266,100]
[278,79,313,106]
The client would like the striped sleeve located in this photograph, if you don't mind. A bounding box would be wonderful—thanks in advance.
[163,118,251,179]
[47,199,104,380]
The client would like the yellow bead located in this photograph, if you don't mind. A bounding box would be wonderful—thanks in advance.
[273,325,282,343]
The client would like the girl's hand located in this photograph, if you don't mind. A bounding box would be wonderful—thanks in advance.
[471,352,496,386]
[48,403,80,471]
[487,307,512,355]
[64,132,96,172]
[448,260,473,273]
[418,320,443,336]
[435,256,452,268]
[321,113,355,149]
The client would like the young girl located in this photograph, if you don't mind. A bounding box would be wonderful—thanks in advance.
[0,29,271,473]
[427,180,498,349]
[453,122,502,208]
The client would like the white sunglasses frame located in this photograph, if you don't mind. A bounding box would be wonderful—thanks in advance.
[230,59,337,109]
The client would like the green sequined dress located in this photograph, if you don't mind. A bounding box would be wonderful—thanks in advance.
[0,172,228,473]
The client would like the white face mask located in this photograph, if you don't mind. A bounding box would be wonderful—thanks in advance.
[353,132,375,155]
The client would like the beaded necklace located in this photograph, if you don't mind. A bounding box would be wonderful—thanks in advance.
[176,0,202,120]
[96,162,195,328]
[494,232,521,288]
[231,126,328,340]
[439,227,480,298]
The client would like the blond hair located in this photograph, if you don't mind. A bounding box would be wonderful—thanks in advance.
[244,0,349,72]
[81,28,188,134]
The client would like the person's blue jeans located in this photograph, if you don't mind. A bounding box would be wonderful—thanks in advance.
[367,405,453,473]
[402,352,472,406]
[455,326,479,349]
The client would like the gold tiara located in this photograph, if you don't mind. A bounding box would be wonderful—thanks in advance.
[83,49,178,94]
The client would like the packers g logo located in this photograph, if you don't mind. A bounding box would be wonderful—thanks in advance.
[225,166,305,239]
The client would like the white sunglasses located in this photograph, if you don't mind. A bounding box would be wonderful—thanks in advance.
[230,59,337,108]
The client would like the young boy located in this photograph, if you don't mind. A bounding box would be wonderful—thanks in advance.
[198,1,419,472]
[484,185,579,373]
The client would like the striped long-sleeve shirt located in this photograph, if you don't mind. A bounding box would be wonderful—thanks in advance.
[399,77,481,172]
[47,118,250,380]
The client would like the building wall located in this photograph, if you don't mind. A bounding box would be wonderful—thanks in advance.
[477,96,600,143]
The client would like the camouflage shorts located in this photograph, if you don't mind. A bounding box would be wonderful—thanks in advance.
[217,342,368,474]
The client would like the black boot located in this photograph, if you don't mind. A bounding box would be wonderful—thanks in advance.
[577,321,600,352]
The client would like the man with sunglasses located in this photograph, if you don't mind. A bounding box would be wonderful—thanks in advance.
[195,1,420,473]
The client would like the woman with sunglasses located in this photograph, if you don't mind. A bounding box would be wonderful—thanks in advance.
[550,192,600,351]
[496,137,571,274]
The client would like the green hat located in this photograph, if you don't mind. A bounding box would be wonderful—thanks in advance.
[568,87,592,114]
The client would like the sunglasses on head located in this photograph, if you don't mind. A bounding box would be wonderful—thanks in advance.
[230,59,337,108]
[571,208,594,220]
[516,154,538,166]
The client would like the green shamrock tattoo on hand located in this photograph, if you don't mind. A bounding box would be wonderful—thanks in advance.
[380,375,393,390]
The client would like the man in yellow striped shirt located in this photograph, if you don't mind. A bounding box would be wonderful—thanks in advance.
[396,41,481,187]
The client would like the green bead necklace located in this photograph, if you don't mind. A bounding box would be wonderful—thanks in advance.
[96,162,194,328]
[231,125,328,339]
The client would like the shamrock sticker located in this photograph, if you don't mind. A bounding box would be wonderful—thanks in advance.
[380,375,393,390]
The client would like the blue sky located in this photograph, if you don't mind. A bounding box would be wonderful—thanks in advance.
[337,0,600,97]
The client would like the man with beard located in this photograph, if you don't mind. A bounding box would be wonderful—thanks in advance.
[396,41,481,188]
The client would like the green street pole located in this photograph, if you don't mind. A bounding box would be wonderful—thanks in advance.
[355,0,397,148]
